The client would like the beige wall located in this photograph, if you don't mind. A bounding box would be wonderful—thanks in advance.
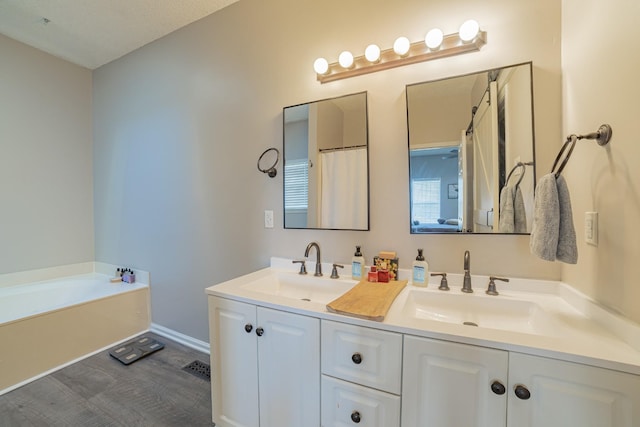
[0,34,94,274]
[92,0,563,341]
[561,0,640,322]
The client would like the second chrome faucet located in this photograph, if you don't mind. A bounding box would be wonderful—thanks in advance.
[462,250,473,293]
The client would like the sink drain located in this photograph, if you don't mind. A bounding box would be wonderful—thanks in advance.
[463,321,479,327]
[301,298,311,302]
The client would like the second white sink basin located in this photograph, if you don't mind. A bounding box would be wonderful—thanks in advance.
[402,289,559,336]
[240,271,356,305]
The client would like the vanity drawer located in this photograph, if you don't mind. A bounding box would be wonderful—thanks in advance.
[321,375,400,427]
[321,320,402,394]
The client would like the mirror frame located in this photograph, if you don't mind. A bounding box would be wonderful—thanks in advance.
[283,91,370,231]
[406,62,536,234]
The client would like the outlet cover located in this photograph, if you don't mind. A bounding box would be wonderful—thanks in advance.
[264,210,274,228]
[585,212,598,246]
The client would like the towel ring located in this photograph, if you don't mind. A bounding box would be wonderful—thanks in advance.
[551,135,577,178]
[257,147,279,178]
[506,163,525,187]
[505,161,534,188]
[551,124,612,178]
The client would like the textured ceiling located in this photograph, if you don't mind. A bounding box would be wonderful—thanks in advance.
[0,0,239,69]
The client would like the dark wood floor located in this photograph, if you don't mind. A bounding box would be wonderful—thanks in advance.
[0,332,214,426]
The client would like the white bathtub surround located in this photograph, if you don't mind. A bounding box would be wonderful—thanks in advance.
[0,274,148,325]
[0,262,150,289]
[0,262,94,289]
[0,264,151,394]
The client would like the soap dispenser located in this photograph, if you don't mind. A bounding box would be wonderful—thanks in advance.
[351,246,365,280]
[412,249,429,287]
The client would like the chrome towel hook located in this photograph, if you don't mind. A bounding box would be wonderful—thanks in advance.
[257,147,279,178]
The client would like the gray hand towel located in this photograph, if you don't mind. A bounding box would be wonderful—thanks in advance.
[530,173,578,263]
[499,185,516,233]
[514,186,527,233]
[530,174,560,261]
[555,175,578,264]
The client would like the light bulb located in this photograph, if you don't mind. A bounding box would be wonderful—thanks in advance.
[338,51,354,68]
[425,28,444,50]
[393,36,411,56]
[459,19,480,42]
[313,57,329,75]
[364,44,381,63]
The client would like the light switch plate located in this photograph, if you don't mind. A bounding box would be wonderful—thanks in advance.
[585,212,598,246]
[264,210,274,228]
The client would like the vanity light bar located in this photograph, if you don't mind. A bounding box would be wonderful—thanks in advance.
[315,24,487,84]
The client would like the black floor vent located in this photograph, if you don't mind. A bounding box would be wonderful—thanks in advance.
[183,360,211,381]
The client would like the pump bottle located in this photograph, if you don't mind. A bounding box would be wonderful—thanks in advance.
[412,249,429,287]
[351,246,365,280]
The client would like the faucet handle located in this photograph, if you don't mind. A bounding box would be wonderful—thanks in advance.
[486,276,509,296]
[331,263,344,279]
[292,259,307,275]
[430,273,449,291]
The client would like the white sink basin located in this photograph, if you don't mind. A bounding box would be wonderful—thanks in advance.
[240,271,356,304]
[402,289,560,336]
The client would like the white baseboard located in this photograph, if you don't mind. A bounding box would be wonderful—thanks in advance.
[150,323,210,355]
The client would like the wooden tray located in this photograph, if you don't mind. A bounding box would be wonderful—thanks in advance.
[326,279,407,322]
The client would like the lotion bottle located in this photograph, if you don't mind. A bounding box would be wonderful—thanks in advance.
[412,249,429,287]
[351,246,365,280]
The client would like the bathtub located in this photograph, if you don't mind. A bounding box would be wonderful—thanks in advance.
[0,269,150,394]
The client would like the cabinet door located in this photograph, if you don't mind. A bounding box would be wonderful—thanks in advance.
[321,375,400,427]
[208,297,259,427]
[402,335,508,427]
[257,306,320,427]
[507,352,640,427]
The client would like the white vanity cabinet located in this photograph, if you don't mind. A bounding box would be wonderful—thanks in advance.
[507,352,640,427]
[207,265,640,427]
[321,320,402,427]
[402,335,509,427]
[208,296,320,427]
[402,334,640,427]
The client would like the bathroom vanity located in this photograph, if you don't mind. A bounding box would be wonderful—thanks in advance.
[206,258,640,427]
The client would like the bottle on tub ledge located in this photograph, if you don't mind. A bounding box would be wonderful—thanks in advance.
[121,268,136,283]
[351,246,366,280]
[112,267,136,283]
[412,249,429,287]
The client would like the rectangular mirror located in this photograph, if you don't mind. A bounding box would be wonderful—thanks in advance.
[407,62,535,234]
[283,92,369,230]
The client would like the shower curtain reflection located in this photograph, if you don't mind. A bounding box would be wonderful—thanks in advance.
[319,148,368,229]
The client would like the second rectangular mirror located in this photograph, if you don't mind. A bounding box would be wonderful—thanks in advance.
[283,92,369,230]
[407,62,535,234]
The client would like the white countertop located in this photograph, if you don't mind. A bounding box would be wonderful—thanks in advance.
[205,257,640,376]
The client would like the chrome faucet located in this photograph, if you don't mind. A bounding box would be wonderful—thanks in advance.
[304,242,322,277]
[462,250,473,293]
